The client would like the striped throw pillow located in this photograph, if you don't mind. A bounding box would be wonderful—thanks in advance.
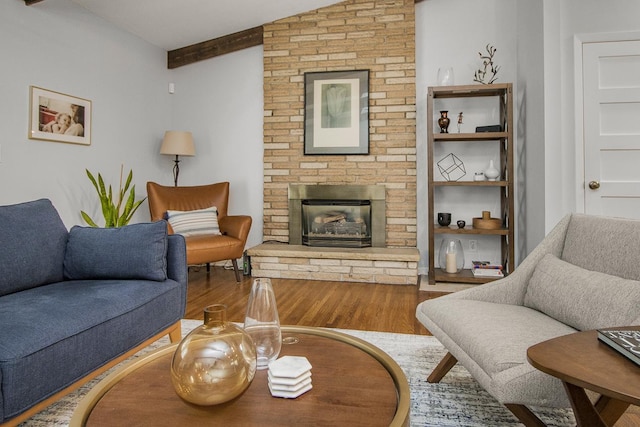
[166,206,222,237]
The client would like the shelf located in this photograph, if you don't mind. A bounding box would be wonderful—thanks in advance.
[433,180,507,187]
[427,83,514,286]
[432,132,507,141]
[433,225,509,235]
[433,268,503,284]
[429,83,512,98]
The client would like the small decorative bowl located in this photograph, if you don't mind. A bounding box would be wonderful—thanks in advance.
[456,220,466,229]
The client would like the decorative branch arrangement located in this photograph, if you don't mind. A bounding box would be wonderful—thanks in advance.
[473,44,500,84]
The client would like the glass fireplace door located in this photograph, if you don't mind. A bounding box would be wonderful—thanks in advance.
[301,200,372,248]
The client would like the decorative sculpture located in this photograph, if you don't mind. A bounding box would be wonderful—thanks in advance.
[473,44,500,85]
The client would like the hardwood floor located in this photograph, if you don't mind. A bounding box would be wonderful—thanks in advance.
[184,266,640,426]
[185,265,441,335]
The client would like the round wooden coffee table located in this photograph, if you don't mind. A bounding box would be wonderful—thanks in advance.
[70,326,410,426]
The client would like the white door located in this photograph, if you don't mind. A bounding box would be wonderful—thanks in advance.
[583,39,640,218]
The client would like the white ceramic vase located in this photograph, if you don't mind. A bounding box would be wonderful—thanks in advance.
[484,160,500,181]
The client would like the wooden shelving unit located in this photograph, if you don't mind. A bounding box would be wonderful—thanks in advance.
[427,83,514,285]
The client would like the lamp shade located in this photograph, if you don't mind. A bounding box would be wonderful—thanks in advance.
[160,131,195,156]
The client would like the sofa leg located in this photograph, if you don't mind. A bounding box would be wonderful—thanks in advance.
[504,404,546,427]
[232,259,241,282]
[428,352,458,383]
[168,321,182,343]
[206,263,211,272]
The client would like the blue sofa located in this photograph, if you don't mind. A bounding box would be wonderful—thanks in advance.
[0,199,187,426]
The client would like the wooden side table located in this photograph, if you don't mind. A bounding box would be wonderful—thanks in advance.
[71,326,410,427]
[527,328,640,427]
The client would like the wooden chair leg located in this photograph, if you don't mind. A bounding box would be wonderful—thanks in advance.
[428,352,458,383]
[231,259,241,282]
[504,404,546,427]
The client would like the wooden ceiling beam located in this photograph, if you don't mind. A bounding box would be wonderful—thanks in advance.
[168,25,263,69]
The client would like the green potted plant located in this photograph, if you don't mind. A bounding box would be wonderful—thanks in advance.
[81,165,146,227]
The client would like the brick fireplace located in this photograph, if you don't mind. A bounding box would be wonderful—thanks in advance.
[249,180,418,285]
[248,0,419,285]
[261,0,417,249]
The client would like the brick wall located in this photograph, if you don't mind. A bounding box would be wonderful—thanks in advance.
[262,0,417,248]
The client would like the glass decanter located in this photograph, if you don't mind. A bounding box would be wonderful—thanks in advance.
[171,304,257,405]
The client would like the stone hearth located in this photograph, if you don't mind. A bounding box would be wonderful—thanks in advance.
[247,243,419,285]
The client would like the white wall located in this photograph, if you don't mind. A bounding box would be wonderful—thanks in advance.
[5,0,638,272]
[415,0,519,272]
[0,0,527,274]
[516,0,545,257]
[169,48,265,249]
[0,0,171,227]
[0,1,264,250]
[543,0,640,232]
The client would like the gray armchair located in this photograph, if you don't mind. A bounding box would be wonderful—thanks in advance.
[416,214,640,426]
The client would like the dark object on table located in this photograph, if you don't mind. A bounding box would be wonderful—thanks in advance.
[597,329,640,366]
[456,220,466,229]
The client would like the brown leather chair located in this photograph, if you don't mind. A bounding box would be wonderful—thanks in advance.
[147,181,252,281]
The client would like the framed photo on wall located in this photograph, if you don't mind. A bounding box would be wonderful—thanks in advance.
[29,86,91,146]
[304,70,369,155]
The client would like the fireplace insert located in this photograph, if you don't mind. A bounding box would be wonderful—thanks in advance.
[301,199,372,248]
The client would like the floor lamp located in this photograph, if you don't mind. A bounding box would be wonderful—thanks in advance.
[160,131,195,186]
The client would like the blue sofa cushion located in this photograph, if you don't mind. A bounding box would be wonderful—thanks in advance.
[0,199,68,297]
[64,221,168,281]
[0,279,184,421]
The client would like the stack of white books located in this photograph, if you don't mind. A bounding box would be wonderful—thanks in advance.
[471,261,504,277]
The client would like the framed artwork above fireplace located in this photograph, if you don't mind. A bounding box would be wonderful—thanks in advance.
[303,70,369,155]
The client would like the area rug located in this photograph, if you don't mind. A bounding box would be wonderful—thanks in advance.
[20,320,575,426]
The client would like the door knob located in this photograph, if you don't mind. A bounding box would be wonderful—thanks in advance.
[588,181,600,190]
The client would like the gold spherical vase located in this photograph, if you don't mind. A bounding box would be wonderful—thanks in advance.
[171,304,257,406]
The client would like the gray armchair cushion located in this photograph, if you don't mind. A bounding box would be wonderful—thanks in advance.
[63,221,168,281]
[524,253,640,331]
[0,199,68,296]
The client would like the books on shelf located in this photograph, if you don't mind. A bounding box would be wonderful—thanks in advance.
[597,329,640,367]
[471,260,502,269]
[471,261,504,277]
[471,268,504,277]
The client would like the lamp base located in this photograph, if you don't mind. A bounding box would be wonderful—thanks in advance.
[173,155,181,187]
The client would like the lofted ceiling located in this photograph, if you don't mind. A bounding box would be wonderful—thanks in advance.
[69,0,341,51]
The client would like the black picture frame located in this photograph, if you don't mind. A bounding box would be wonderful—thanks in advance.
[304,70,369,155]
